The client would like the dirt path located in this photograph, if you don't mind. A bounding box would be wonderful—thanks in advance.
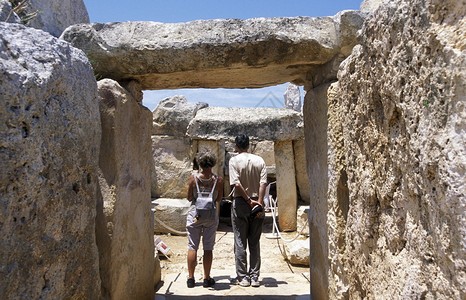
[154,213,311,299]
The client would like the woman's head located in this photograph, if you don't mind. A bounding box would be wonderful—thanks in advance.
[196,150,217,169]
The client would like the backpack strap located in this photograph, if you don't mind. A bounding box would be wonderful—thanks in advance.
[208,176,218,197]
[194,174,217,195]
[194,174,201,194]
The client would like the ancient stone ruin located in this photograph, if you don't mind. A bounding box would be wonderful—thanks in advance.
[1,0,464,299]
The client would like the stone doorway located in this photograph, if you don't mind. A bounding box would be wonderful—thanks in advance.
[61,11,365,299]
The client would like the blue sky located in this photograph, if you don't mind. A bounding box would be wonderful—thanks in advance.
[83,0,363,110]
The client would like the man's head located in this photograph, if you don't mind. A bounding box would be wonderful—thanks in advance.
[235,134,249,151]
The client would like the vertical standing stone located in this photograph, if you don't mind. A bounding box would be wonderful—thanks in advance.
[303,82,331,300]
[0,23,101,300]
[274,140,298,231]
[293,139,310,204]
[96,79,155,300]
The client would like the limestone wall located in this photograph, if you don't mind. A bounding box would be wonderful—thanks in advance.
[0,23,101,299]
[328,0,465,298]
[96,79,155,299]
[150,96,206,198]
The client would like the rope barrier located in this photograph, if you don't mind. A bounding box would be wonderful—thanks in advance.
[265,181,309,243]
[154,217,187,236]
[269,198,309,243]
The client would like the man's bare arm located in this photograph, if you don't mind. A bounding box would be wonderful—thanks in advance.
[258,182,267,206]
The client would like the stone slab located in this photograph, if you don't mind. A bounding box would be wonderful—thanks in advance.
[60,12,366,89]
[153,199,191,234]
[187,107,303,141]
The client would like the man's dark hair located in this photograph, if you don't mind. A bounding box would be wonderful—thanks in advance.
[235,134,249,150]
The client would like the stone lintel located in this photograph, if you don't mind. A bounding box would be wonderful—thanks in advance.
[60,12,366,90]
[187,107,304,141]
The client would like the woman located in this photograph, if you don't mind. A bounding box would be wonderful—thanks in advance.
[186,150,223,288]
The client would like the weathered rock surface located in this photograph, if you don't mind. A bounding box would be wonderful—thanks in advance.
[0,22,101,299]
[360,0,386,12]
[283,83,301,111]
[25,0,89,37]
[0,0,20,23]
[326,82,350,299]
[187,107,304,141]
[152,199,191,234]
[152,95,207,136]
[96,79,155,300]
[60,12,366,89]
[334,0,466,298]
[151,136,195,198]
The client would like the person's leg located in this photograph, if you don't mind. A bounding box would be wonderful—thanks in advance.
[187,249,197,279]
[232,200,250,280]
[203,250,213,279]
[201,213,218,280]
[186,208,201,284]
[248,213,265,278]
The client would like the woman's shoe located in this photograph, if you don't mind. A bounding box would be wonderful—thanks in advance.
[203,277,215,288]
[187,277,195,288]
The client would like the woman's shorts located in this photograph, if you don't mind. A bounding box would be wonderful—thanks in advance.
[186,206,219,251]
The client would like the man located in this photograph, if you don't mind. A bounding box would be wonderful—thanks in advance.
[229,134,267,287]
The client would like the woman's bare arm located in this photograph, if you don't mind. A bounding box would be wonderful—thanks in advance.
[187,175,195,202]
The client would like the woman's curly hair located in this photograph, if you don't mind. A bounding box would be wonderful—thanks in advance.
[196,150,217,169]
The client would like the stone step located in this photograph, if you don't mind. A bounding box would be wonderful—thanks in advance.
[155,270,311,299]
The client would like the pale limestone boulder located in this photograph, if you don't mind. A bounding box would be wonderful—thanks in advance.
[152,199,191,234]
[335,0,466,298]
[360,0,386,12]
[25,0,89,37]
[151,136,195,198]
[284,83,301,111]
[285,238,310,266]
[0,0,20,23]
[61,12,366,90]
[334,10,368,57]
[297,206,310,237]
[0,23,100,299]
[96,79,155,300]
[187,107,304,141]
[152,95,207,136]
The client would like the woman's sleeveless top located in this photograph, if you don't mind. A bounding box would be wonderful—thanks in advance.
[192,174,218,203]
